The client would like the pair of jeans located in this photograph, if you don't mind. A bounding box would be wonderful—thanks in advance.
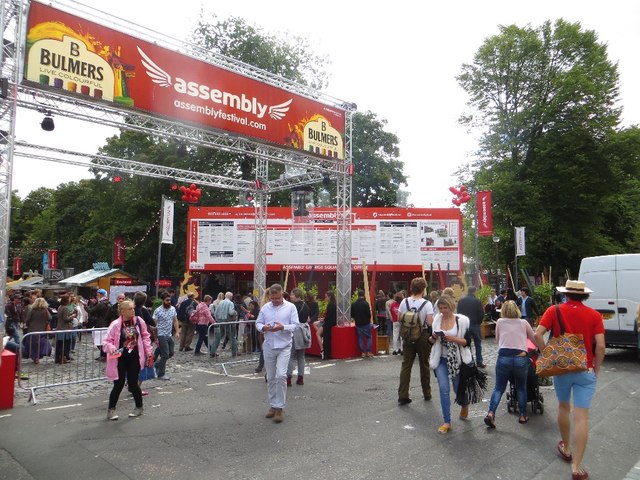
[263,345,292,409]
[194,324,209,353]
[154,335,174,378]
[468,324,483,365]
[356,324,372,353]
[435,356,461,424]
[488,354,528,416]
[212,324,237,356]
[398,330,432,400]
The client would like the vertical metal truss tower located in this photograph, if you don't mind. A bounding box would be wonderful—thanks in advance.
[1,0,354,319]
[253,155,269,301]
[0,0,23,312]
[336,120,353,325]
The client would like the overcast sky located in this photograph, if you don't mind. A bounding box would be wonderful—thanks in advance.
[13,0,640,208]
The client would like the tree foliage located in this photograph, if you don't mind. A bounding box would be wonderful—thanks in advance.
[456,19,635,278]
[351,111,405,207]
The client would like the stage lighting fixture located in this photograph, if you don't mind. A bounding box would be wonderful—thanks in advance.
[245,191,254,202]
[41,113,54,131]
[322,175,331,187]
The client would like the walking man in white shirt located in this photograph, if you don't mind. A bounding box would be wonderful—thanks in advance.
[255,284,299,423]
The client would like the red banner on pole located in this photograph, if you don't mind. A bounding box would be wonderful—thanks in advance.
[477,190,493,236]
[13,258,22,277]
[113,236,125,267]
[48,249,58,269]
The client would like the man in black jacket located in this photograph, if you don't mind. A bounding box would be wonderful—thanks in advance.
[351,290,373,358]
[456,286,486,368]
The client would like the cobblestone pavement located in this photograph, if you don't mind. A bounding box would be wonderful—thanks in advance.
[4,330,640,480]
[12,331,262,406]
[12,330,502,407]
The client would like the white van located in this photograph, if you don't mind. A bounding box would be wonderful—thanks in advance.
[578,254,640,348]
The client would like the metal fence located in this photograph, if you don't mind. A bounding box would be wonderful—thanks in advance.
[16,328,108,404]
[206,320,260,375]
[14,320,263,403]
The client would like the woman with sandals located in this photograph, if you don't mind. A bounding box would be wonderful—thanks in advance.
[428,294,472,434]
[534,280,605,480]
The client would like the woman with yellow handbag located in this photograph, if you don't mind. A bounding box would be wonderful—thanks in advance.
[534,280,605,480]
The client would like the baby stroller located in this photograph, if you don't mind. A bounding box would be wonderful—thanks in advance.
[506,340,544,415]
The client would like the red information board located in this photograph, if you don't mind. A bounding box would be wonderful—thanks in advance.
[187,207,463,272]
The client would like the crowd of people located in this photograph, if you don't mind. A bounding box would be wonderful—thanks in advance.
[1,278,605,479]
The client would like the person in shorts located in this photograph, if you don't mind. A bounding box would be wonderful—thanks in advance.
[534,280,605,480]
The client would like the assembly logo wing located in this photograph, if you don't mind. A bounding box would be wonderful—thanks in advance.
[137,47,172,87]
[269,99,293,120]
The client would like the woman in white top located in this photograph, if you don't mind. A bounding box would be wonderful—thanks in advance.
[484,300,544,428]
[428,294,473,434]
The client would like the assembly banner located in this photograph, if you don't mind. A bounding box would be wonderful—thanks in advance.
[476,190,493,236]
[515,227,526,257]
[113,236,125,266]
[48,249,58,269]
[24,1,346,159]
[161,198,175,244]
[13,257,22,276]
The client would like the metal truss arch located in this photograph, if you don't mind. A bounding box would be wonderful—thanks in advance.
[1,0,355,320]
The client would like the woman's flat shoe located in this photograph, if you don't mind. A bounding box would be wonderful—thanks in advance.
[437,423,451,434]
[484,413,496,428]
[571,469,589,480]
[518,415,529,424]
[557,440,572,462]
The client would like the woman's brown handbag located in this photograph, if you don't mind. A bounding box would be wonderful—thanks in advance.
[536,305,588,377]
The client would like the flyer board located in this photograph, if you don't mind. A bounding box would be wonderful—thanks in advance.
[187,207,462,272]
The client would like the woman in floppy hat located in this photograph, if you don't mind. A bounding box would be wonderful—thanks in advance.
[534,280,605,480]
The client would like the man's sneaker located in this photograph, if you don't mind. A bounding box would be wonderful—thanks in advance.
[106,409,118,421]
[128,407,144,418]
[157,376,171,381]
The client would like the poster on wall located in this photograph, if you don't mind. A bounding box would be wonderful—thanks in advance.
[186,207,463,272]
[24,1,346,159]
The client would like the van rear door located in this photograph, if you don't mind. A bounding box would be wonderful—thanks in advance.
[614,255,640,346]
[579,255,619,335]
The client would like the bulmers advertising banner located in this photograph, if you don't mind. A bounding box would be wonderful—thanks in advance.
[24,2,346,158]
[186,207,463,272]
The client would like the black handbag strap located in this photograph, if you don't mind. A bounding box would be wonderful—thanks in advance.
[554,305,566,337]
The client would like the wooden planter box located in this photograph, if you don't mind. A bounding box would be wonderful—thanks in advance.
[480,322,495,339]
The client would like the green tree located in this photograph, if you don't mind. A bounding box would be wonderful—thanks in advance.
[351,111,405,207]
[457,19,622,277]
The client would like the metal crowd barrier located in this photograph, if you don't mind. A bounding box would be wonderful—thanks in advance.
[16,327,108,404]
[206,319,260,375]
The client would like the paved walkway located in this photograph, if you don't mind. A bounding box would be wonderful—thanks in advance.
[5,330,640,480]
